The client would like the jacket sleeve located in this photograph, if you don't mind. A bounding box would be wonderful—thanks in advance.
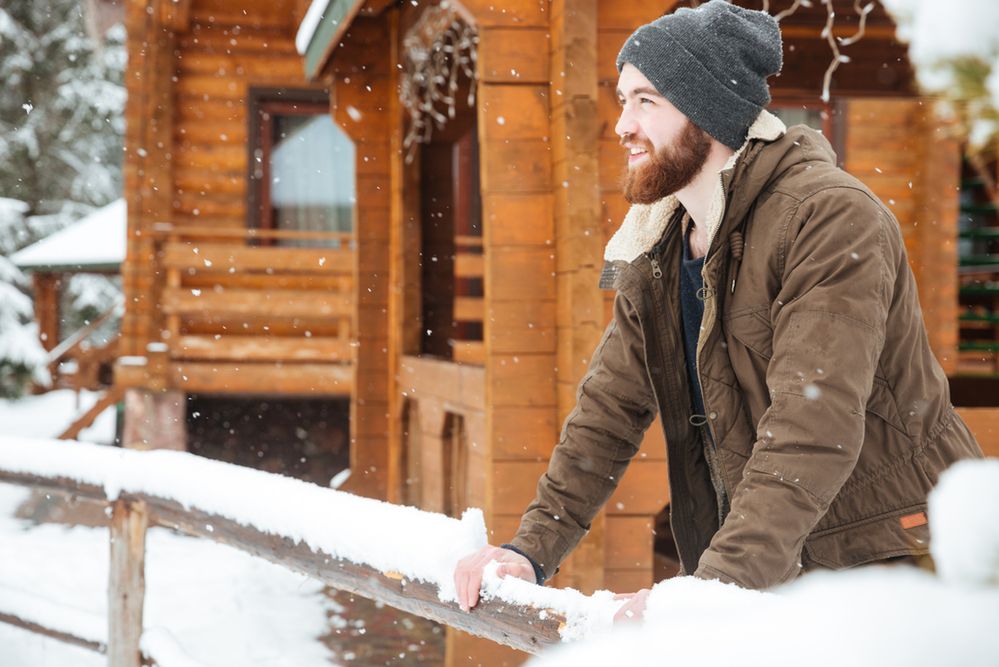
[510,289,658,582]
[695,187,899,589]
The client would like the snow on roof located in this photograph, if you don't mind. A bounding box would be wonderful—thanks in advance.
[296,0,333,55]
[11,199,126,272]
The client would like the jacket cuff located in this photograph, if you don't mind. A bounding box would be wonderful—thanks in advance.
[500,543,547,585]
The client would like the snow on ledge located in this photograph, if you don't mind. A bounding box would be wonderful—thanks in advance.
[0,436,482,603]
[0,436,625,637]
[296,0,333,55]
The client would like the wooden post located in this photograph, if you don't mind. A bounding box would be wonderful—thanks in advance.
[108,498,148,667]
[32,272,61,352]
[122,388,187,451]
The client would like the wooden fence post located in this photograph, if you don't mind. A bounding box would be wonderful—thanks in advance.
[109,498,148,667]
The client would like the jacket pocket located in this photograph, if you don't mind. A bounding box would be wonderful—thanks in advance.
[725,306,773,361]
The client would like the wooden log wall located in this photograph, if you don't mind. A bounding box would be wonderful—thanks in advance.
[323,17,394,500]
[843,99,961,373]
[122,0,175,357]
[122,0,325,357]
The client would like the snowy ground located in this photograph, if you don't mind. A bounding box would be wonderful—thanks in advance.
[0,389,118,444]
[0,481,339,666]
[0,392,339,666]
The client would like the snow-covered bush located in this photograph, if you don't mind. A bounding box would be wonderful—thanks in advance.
[881,0,999,155]
[0,199,48,397]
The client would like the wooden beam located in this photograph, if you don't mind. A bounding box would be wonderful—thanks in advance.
[160,0,193,32]
[172,335,351,362]
[159,243,353,274]
[59,385,126,440]
[168,361,353,395]
[108,499,148,667]
[0,610,105,655]
[161,288,353,319]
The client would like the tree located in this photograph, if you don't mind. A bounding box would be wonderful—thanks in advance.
[882,0,999,203]
[0,1,126,397]
[0,1,126,224]
[0,198,48,397]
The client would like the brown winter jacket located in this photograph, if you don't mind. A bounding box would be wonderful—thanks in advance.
[509,111,983,590]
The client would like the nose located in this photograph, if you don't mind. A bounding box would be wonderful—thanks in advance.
[615,105,638,141]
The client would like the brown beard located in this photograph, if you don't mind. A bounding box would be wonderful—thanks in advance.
[622,120,712,205]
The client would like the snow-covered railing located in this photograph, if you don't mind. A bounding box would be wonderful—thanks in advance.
[0,437,621,667]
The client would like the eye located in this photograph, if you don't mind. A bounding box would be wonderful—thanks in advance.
[617,98,626,107]
[639,97,654,105]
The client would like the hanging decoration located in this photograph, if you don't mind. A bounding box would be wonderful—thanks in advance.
[758,0,877,102]
[399,2,478,164]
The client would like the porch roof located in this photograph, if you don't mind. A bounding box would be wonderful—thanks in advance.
[12,199,126,273]
[296,0,394,80]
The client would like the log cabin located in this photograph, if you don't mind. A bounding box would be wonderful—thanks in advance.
[115,0,999,664]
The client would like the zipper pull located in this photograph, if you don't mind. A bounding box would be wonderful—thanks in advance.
[648,254,663,279]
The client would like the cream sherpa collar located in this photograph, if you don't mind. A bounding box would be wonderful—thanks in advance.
[603,110,786,264]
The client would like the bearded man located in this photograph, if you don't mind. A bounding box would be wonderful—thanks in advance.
[454,0,983,618]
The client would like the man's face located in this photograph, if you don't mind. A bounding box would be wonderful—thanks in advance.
[615,63,711,204]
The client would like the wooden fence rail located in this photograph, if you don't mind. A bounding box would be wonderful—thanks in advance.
[0,449,566,666]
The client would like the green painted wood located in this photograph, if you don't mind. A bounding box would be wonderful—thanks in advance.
[303,0,361,79]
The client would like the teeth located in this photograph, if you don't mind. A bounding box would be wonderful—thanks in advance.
[630,148,646,155]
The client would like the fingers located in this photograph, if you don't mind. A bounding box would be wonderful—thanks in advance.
[612,588,650,624]
[455,545,538,612]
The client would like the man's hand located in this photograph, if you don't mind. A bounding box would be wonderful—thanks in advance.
[454,545,535,612]
[613,588,651,623]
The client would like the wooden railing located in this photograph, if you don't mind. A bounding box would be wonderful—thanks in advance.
[0,438,568,667]
[453,234,484,365]
[119,225,356,395]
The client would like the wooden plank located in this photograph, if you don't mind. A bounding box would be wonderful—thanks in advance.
[491,354,556,408]
[454,297,484,322]
[492,461,548,515]
[453,341,486,366]
[172,335,351,362]
[605,515,653,569]
[478,28,549,84]
[484,193,555,247]
[479,139,553,194]
[455,252,484,279]
[161,287,353,318]
[160,243,354,273]
[461,0,550,27]
[478,84,550,140]
[0,610,105,656]
[492,406,558,460]
[596,1,679,30]
[488,247,557,301]
[607,459,669,515]
[108,499,147,667]
[170,361,353,395]
[956,408,999,458]
[0,466,567,656]
[604,568,652,593]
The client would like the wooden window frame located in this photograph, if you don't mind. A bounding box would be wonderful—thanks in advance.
[246,87,331,233]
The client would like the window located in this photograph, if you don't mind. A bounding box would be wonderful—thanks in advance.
[248,88,355,247]
[768,99,843,163]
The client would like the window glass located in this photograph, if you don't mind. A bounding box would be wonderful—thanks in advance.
[269,113,355,246]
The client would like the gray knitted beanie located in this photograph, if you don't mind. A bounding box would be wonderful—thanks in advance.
[616,0,782,150]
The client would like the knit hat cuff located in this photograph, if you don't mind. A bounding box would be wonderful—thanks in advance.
[617,24,767,150]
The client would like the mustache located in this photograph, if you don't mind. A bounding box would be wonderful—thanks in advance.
[619,134,654,151]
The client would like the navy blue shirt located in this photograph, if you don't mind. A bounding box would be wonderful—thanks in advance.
[679,226,706,419]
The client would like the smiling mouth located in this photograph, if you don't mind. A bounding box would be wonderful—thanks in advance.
[627,148,649,164]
